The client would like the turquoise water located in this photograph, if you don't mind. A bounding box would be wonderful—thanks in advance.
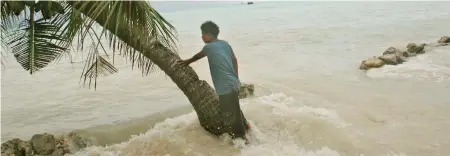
[2,1,450,156]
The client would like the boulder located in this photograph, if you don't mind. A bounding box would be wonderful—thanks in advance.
[359,41,435,71]
[406,43,425,54]
[1,138,32,156]
[438,36,450,43]
[378,54,398,65]
[385,47,412,57]
[239,83,255,99]
[1,131,92,156]
[359,56,385,70]
[49,131,91,156]
[378,53,406,65]
[65,131,92,152]
[30,133,56,155]
[382,47,408,57]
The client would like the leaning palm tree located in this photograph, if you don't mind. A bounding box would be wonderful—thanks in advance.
[1,1,227,136]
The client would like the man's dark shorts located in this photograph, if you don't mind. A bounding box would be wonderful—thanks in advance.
[218,89,249,139]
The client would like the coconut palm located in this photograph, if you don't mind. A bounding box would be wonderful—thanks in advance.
[1,1,227,136]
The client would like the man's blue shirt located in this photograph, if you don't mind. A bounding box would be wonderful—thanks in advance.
[202,39,240,95]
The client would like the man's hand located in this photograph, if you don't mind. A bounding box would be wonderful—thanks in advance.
[178,59,191,67]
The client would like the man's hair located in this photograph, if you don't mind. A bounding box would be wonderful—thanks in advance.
[200,21,219,38]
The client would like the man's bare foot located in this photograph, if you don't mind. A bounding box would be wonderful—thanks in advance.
[245,121,251,130]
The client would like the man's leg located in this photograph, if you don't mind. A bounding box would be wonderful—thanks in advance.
[218,90,247,140]
[240,110,251,131]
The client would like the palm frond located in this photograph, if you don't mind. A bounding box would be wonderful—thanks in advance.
[1,1,26,18]
[2,1,79,73]
[68,1,178,79]
[2,1,179,89]
[7,6,68,74]
[2,24,8,68]
[48,1,86,63]
[81,41,118,90]
[1,1,26,53]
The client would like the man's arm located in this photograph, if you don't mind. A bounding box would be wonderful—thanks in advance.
[180,51,206,66]
[231,48,239,78]
[189,51,207,64]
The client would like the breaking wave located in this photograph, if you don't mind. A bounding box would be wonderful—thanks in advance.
[70,93,406,156]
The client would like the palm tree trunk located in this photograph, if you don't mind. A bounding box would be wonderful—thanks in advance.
[141,45,226,136]
[69,1,226,136]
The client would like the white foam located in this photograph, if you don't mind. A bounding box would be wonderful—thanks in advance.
[68,93,408,156]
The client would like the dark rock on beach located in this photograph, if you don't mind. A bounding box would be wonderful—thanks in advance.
[239,83,255,99]
[379,47,407,65]
[438,36,450,43]
[358,36,448,70]
[359,56,385,70]
[406,43,425,54]
[1,138,32,156]
[382,47,407,56]
[1,131,92,156]
[31,133,56,155]
[436,36,450,47]
[378,54,405,65]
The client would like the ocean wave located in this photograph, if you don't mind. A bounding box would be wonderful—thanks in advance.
[67,93,406,156]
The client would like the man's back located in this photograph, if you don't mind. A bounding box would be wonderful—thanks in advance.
[202,39,240,95]
[179,21,250,143]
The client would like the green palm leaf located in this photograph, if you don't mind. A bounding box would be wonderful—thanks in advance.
[2,1,179,89]
[1,1,26,56]
[8,11,68,74]
[81,40,118,90]
[2,1,71,74]
[66,1,178,88]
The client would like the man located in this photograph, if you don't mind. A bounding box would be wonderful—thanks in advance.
[179,21,250,143]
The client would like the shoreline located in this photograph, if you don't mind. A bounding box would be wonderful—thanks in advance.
[359,36,449,70]
[1,84,255,156]
[1,105,193,156]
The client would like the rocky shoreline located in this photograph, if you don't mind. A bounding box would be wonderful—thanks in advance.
[1,132,92,156]
[359,36,450,70]
[1,83,256,156]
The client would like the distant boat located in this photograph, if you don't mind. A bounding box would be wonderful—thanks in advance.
[247,2,254,5]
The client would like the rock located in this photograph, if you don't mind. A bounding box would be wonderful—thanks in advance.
[378,54,398,65]
[49,131,92,155]
[383,47,409,57]
[406,43,425,54]
[52,142,70,156]
[378,54,406,65]
[438,36,450,43]
[383,47,398,55]
[382,47,400,55]
[437,43,449,47]
[359,56,385,70]
[31,133,56,155]
[65,131,92,153]
[2,131,92,156]
[239,83,255,99]
[1,138,32,156]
